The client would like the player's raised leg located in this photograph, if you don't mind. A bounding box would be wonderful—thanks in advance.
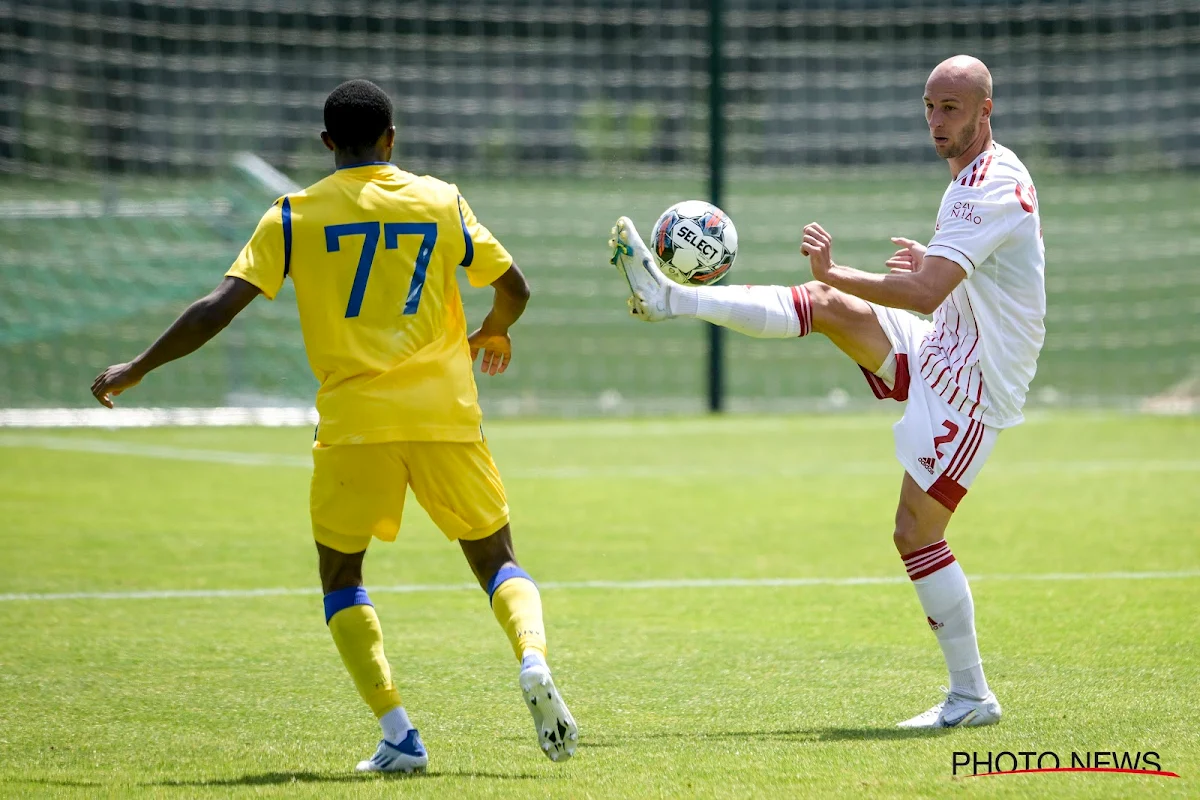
[609,215,894,372]
[460,525,579,762]
[892,475,1001,729]
[317,542,428,773]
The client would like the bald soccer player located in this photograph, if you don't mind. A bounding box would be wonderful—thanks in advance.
[608,56,1045,728]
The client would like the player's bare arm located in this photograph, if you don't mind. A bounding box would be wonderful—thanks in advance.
[801,222,964,315]
[90,276,261,407]
[468,263,530,376]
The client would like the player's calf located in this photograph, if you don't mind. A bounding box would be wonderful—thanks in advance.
[461,529,579,762]
[484,564,579,762]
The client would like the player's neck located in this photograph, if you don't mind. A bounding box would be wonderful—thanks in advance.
[947,132,994,177]
[334,149,391,169]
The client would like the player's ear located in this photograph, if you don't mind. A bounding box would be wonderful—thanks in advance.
[980,97,993,121]
[382,126,396,154]
[320,131,336,152]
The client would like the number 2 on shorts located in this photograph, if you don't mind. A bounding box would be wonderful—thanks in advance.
[934,420,960,460]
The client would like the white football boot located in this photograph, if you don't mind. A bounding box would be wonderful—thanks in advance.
[519,663,578,762]
[897,689,1003,729]
[354,729,428,773]
[609,216,675,321]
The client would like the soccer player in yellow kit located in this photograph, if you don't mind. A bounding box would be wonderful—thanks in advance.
[91,79,577,772]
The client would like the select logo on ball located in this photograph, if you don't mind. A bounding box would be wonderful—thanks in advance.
[650,200,739,286]
[672,219,722,263]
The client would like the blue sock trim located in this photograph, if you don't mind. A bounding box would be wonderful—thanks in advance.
[486,565,534,604]
[324,586,372,624]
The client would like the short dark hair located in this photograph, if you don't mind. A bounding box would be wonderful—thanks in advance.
[323,80,393,150]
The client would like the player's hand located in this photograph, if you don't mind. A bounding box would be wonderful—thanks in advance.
[885,237,927,273]
[800,222,835,280]
[468,325,512,376]
[90,362,143,408]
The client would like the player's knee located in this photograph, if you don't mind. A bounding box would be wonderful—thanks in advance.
[802,280,836,314]
[892,506,925,556]
[804,281,856,334]
[893,506,948,556]
[316,542,365,594]
[460,523,517,591]
[893,527,921,556]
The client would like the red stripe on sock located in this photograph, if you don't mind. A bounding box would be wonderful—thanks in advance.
[791,285,812,337]
[902,539,948,563]
[909,553,957,581]
[905,548,952,573]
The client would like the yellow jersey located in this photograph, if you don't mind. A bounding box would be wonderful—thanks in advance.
[226,162,513,444]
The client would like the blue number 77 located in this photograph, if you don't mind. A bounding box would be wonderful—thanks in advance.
[324,221,438,318]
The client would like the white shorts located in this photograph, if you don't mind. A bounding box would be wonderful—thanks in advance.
[860,304,998,512]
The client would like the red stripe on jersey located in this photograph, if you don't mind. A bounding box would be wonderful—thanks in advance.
[973,155,994,186]
[962,160,979,187]
[955,338,979,384]
[968,389,983,418]
[941,294,964,366]
[920,347,941,373]
[931,244,978,270]
[956,366,977,412]
[959,292,985,420]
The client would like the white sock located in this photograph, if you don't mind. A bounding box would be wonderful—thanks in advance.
[667,284,812,338]
[520,649,548,672]
[380,706,414,743]
[901,540,990,701]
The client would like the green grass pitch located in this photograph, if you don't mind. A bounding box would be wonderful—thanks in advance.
[0,412,1197,798]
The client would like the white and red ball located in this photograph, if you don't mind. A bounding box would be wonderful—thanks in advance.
[650,200,738,286]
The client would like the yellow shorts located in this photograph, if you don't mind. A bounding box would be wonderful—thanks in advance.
[310,440,510,554]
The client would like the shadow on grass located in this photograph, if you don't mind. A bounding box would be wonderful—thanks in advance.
[147,769,547,787]
[525,727,945,747]
[2,779,106,788]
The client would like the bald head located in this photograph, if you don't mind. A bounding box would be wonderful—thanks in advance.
[923,55,994,167]
[926,55,992,106]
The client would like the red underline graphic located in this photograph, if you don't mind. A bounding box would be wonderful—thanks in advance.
[963,768,1180,779]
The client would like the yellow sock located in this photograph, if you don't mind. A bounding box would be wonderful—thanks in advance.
[325,587,402,718]
[488,566,547,664]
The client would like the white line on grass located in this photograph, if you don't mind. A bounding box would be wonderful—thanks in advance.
[3,435,1200,478]
[2,571,1198,603]
[0,435,310,468]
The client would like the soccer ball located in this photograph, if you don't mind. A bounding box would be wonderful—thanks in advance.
[650,200,738,285]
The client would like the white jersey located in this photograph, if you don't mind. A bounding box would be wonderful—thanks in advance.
[920,142,1046,428]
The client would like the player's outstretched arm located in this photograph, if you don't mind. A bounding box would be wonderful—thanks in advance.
[90,276,261,407]
[468,263,530,376]
[801,223,963,315]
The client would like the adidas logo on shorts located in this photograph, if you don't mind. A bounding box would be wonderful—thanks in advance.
[918,456,937,474]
